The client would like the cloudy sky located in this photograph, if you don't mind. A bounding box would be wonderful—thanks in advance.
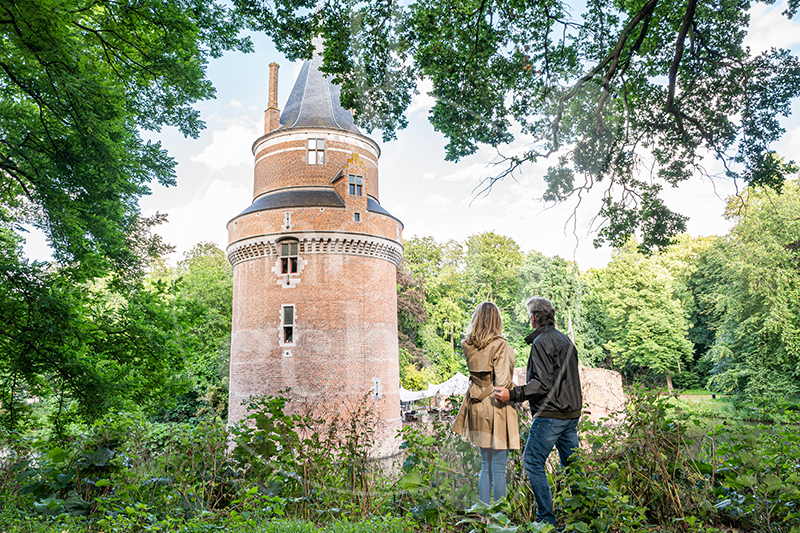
[23,1,800,271]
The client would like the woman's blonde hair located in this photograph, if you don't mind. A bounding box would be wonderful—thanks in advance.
[464,301,504,349]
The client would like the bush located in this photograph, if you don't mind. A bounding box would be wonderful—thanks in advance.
[704,420,800,530]
[672,371,704,391]
[2,390,799,532]
[230,391,381,521]
[393,418,479,525]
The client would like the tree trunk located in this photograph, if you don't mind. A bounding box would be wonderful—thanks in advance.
[666,373,674,394]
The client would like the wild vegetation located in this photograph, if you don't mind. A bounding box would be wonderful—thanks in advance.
[2,390,800,532]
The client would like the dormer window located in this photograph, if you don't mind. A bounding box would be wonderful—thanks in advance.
[349,174,363,196]
[307,139,326,165]
[280,241,299,274]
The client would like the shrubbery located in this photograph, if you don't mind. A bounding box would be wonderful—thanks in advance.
[1,391,799,532]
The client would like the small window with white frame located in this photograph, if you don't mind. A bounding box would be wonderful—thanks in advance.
[282,304,295,345]
[280,241,299,274]
[307,138,325,165]
[354,212,361,222]
[348,174,363,196]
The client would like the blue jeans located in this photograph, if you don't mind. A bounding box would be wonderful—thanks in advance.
[478,447,509,504]
[522,417,580,526]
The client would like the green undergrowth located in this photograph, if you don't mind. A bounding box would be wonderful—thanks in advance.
[2,390,800,532]
[667,393,800,424]
[0,511,423,533]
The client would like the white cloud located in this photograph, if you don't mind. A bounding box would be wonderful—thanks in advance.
[191,118,260,171]
[439,162,496,182]
[778,124,800,155]
[423,193,453,207]
[745,1,800,54]
[408,77,435,115]
[146,180,251,262]
[229,99,244,108]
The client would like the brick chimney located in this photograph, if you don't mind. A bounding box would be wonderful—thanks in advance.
[265,62,280,133]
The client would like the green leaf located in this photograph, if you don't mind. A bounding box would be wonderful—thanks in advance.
[688,459,713,475]
[397,471,423,491]
[56,472,75,487]
[741,452,762,467]
[402,455,419,472]
[486,524,518,532]
[47,447,69,464]
[10,460,30,472]
[764,473,783,493]
[734,474,758,488]
[16,468,38,481]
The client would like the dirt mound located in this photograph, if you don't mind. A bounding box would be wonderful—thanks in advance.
[513,366,625,423]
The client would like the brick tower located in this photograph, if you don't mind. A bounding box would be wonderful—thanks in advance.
[226,53,403,457]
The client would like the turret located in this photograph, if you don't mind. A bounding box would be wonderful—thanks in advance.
[226,53,403,457]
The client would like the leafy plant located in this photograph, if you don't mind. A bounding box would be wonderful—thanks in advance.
[395,418,479,524]
[231,391,384,521]
[705,420,800,531]
[13,440,118,518]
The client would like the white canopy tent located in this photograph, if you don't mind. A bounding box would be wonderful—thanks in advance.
[398,372,469,405]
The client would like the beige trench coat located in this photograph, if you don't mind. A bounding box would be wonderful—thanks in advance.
[452,337,520,449]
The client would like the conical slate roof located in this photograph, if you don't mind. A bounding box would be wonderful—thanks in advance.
[278,52,361,134]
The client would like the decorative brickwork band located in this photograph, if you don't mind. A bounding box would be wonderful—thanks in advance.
[227,231,403,267]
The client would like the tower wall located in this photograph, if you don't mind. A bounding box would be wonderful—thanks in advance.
[252,131,380,201]
[228,250,401,454]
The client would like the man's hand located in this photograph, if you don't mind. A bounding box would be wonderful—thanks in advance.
[493,387,510,403]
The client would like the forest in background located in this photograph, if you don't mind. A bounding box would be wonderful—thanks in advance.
[398,178,800,405]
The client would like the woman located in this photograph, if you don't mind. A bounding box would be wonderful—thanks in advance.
[453,301,519,504]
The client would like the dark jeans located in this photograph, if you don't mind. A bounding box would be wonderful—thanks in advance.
[522,416,580,526]
[478,447,509,504]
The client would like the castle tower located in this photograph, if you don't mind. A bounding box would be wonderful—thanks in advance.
[226,54,403,456]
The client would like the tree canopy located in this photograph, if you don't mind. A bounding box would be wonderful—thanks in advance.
[583,239,693,391]
[235,0,800,249]
[0,1,248,431]
[398,232,588,385]
[1,0,249,277]
[699,180,800,402]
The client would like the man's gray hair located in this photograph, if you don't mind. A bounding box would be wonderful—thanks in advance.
[526,296,556,326]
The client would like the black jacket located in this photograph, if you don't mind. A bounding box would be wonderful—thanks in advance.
[510,325,582,419]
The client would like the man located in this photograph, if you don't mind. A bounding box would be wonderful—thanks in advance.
[493,296,582,527]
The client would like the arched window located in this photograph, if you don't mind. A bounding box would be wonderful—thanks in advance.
[280,241,299,274]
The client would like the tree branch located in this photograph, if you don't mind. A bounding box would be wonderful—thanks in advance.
[552,0,659,150]
[665,0,698,131]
